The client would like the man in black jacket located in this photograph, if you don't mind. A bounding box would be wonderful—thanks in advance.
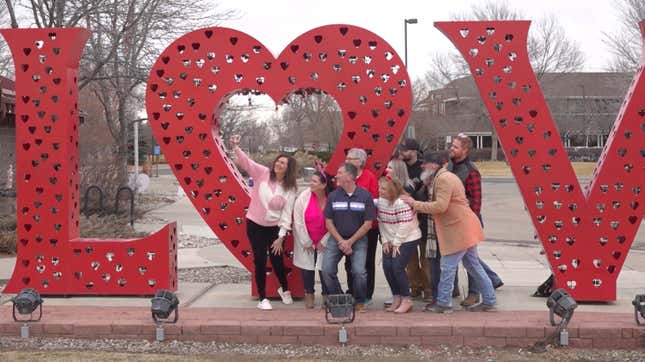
[399,138,431,301]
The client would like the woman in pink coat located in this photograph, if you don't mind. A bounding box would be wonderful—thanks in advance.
[230,135,298,310]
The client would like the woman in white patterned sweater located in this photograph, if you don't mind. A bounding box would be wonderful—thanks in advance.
[377,176,422,313]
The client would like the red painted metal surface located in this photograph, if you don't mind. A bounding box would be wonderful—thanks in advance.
[1,28,177,295]
[145,25,411,297]
[435,20,645,301]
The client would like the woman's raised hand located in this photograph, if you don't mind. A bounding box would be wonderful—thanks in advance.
[229,134,241,148]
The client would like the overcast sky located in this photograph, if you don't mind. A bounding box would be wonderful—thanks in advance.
[214,0,624,80]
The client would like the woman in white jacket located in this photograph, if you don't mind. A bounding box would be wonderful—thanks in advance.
[378,176,422,313]
[293,170,334,308]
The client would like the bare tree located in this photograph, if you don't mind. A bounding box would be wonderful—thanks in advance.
[277,91,342,151]
[428,0,585,82]
[243,119,272,153]
[453,0,523,21]
[424,0,585,160]
[281,93,308,149]
[0,2,14,77]
[215,95,273,153]
[409,76,439,150]
[529,15,587,77]
[424,53,467,99]
[268,114,289,149]
[4,0,238,184]
[215,103,250,144]
[86,1,238,180]
[411,77,430,112]
[603,0,645,72]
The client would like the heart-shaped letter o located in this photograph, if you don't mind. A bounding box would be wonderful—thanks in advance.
[146,25,412,297]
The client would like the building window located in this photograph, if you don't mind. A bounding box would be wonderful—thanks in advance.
[482,135,492,148]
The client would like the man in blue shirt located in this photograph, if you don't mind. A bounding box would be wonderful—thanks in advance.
[322,162,376,313]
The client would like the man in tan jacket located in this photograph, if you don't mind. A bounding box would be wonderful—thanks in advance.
[401,167,497,313]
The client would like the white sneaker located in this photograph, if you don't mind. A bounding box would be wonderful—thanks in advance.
[277,287,293,305]
[257,298,273,310]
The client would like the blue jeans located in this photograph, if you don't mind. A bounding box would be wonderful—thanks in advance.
[382,239,419,297]
[437,245,496,307]
[428,241,458,300]
[467,258,503,296]
[300,251,328,295]
[301,269,328,294]
[344,228,379,298]
[466,214,502,296]
[322,236,368,304]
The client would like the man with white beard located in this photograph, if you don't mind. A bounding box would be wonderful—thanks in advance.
[401,151,497,313]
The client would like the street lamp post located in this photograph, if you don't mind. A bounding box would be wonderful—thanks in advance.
[404,18,418,68]
[134,121,139,189]
[131,118,148,192]
[404,18,418,139]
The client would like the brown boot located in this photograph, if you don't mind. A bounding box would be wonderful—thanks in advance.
[304,293,315,309]
[460,294,480,307]
[423,289,433,303]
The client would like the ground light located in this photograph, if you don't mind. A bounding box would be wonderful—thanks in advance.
[11,288,43,338]
[150,289,179,341]
[546,288,577,346]
[632,294,645,326]
[324,294,355,344]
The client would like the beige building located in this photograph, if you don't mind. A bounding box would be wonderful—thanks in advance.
[0,76,16,188]
[413,73,632,158]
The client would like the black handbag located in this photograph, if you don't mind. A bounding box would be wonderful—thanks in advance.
[532,274,554,297]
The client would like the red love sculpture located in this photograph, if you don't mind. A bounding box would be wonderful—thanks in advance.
[1,28,178,295]
[146,25,411,297]
[436,20,645,301]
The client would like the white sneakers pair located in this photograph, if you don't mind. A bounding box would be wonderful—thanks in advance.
[256,287,293,310]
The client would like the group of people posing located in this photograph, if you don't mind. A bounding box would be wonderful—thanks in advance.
[229,133,503,314]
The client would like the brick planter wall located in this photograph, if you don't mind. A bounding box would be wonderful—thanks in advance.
[0,306,642,349]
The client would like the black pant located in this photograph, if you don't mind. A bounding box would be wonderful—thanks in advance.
[301,269,329,294]
[246,219,288,300]
[344,228,379,299]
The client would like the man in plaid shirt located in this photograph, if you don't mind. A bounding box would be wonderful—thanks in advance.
[448,134,504,308]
